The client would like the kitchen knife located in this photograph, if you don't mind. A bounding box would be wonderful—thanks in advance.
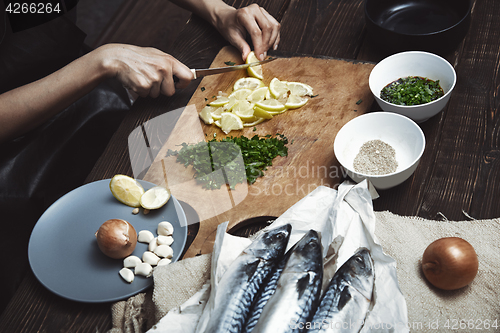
[189,57,277,79]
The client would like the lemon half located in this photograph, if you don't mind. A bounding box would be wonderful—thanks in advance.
[109,175,145,208]
[140,186,171,210]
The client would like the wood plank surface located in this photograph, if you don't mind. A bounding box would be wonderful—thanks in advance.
[140,46,374,256]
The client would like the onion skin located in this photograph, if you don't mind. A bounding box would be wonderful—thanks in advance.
[422,237,478,290]
[95,219,137,259]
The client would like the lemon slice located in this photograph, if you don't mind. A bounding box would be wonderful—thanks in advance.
[287,82,314,96]
[209,96,230,107]
[246,51,263,80]
[253,106,274,119]
[109,175,145,208]
[285,95,309,109]
[140,186,171,210]
[246,86,269,103]
[211,106,225,120]
[232,100,255,120]
[255,98,286,112]
[228,88,252,101]
[243,117,265,127]
[220,112,244,134]
[199,106,215,124]
[234,77,265,91]
[269,77,289,99]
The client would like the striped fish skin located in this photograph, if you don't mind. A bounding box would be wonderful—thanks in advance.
[307,248,374,333]
[242,248,291,333]
[204,224,292,333]
[250,230,324,333]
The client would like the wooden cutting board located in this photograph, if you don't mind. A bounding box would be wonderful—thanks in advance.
[143,46,375,258]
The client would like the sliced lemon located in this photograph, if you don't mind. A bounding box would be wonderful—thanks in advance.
[285,94,309,109]
[140,186,171,210]
[246,86,269,103]
[233,77,265,91]
[199,105,215,124]
[269,77,289,99]
[220,112,244,134]
[287,82,314,96]
[209,96,230,107]
[223,98,239,112]
[243,117,266,127]
[253,106,274,119]
[228,88,252,101]
[255,98,286,112]
[246,51,263,80]
[109,175,145,208]
[232,100,255,120]
[211,106,225,120]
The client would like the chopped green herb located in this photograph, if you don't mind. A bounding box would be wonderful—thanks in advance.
[204,98,208,101]
[225,61,236,66]
[356,99,363,105]
[201,87,205,92]
[311,94,319,98]
[166,134,289,189]
[380,76,444,106]
[253,126,257,131]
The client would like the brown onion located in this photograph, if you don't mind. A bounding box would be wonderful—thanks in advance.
[422,237,478,290]
[95,219,137,259]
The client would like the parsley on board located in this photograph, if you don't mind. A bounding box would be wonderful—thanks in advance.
[166,134,289,189]
[225,61,236,66]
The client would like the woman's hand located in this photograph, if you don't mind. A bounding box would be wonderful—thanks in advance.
[214,4,281,61]
[98,44,194,98]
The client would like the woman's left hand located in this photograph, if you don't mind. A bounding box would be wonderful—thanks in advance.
[215,3,280,61]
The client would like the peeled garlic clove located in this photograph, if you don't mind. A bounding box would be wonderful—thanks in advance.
[157,258,172,266]
[135,262,153,277]
[123,255,142,268]
[154,244,173,259]
[157,235,174,246]
[119,268,135,283]
[158,221,174,236]
[143,251,161,266]
[138,230,155,243]
[149,238,158,252]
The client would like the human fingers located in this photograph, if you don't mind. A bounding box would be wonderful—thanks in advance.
[236,5,280,61]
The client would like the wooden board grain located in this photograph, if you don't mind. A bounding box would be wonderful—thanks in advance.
[143,46,375,257]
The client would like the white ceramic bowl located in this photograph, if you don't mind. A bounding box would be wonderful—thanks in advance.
[369,51,457,123]
[334,112,426,190]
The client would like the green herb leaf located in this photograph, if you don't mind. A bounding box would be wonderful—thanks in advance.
[356,99,363,105]
[167,134,289,189]
[225,61,236,66]
[201,87,205,92]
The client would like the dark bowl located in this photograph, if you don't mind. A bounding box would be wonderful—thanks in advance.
[365,0,472,55]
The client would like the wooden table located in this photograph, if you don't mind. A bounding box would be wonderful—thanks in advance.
[1,0,499,331]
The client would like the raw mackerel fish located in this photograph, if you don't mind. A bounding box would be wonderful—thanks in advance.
[203,224,292,333]
[242,243,292,333]
[250,229,324,333]
[307,248,374,333]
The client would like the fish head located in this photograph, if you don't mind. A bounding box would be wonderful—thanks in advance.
[345,248,374,300]
[285,230,323,274]
[246,224,292,261]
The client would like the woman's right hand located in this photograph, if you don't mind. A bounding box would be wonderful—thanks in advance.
[98,44,194,98]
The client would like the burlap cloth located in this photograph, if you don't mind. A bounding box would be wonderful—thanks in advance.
[108,211,500,333]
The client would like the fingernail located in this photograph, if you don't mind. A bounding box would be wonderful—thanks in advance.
[260,52,266,60]
[273,43,279,51]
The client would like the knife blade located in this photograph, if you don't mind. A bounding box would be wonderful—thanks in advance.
[190,57,277,79]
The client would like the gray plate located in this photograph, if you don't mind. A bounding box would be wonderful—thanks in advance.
[28,179,188,303]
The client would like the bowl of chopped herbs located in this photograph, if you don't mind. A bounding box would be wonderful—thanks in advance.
[369,51,457,123]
